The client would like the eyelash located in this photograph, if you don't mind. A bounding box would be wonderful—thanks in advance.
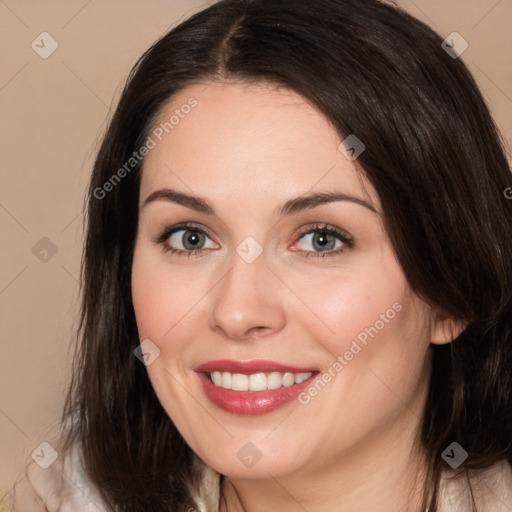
[153,222,354,259]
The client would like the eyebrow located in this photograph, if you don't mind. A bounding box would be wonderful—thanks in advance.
[141,188,377,215]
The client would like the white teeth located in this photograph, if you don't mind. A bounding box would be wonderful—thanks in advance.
[267,372,282,390]
[231,373,249,391]
[211,371,222,386]
[208,371,313,391]
[248,373,267,391]
[295,373,308,384]
[282,372,295,387]
[221,371,232,388]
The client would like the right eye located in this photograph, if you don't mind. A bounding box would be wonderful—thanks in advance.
[155,223,219,257]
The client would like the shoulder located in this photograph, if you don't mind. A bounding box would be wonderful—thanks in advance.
[8,441,108,512]
[7,443,221,512]
[438,458,512,512]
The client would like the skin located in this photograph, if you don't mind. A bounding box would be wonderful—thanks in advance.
[131,81,463,512]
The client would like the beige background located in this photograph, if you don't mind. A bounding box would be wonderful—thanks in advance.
[1,0,511,496]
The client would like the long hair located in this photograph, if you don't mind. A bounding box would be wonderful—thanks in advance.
[60,0,512,510]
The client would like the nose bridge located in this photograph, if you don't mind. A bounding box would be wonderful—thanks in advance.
[208,244,285,340]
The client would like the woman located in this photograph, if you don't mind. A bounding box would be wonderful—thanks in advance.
[9,0,512,510]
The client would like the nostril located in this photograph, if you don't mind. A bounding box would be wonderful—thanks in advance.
[250,326,271,338]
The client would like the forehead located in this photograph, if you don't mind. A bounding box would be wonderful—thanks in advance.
[139,80,378,209]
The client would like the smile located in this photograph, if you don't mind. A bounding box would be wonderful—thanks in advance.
[207,371,313,391]
[195,360,319,415]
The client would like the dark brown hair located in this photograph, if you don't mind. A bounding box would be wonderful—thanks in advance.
[58,0,512,510]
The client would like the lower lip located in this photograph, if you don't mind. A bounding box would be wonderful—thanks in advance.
[196,372,318,416]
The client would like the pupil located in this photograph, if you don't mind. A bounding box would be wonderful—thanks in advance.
[183,230,204,250]
[313,232,335,251]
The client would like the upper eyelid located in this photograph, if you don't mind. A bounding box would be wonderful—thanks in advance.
[296,224,351,238]
[163,222,214,238]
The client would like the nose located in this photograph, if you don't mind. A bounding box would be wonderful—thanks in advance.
[208,248,286,342]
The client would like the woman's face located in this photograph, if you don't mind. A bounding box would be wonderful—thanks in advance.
[131,81,434,479]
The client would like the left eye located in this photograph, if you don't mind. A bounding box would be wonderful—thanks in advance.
[295,230,344,253]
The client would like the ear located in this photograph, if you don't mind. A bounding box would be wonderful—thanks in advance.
[430,311,467,345]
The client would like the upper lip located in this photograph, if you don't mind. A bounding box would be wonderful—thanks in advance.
[195,359,317,374]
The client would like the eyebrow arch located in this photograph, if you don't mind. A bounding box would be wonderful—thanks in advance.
[142,188,215,214]
[277,191,377,216]
[141,188,377,215]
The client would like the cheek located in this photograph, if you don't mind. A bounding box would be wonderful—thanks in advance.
[285,263,431,457]
[284,253,431,415]
[131,248,205,432]
[285,255,410,356]
[131,248,197,343]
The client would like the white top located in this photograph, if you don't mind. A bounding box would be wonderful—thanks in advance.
[7,443,512,511]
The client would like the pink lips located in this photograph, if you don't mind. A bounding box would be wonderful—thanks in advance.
[196,359,316,374]
[195,359,318,416]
